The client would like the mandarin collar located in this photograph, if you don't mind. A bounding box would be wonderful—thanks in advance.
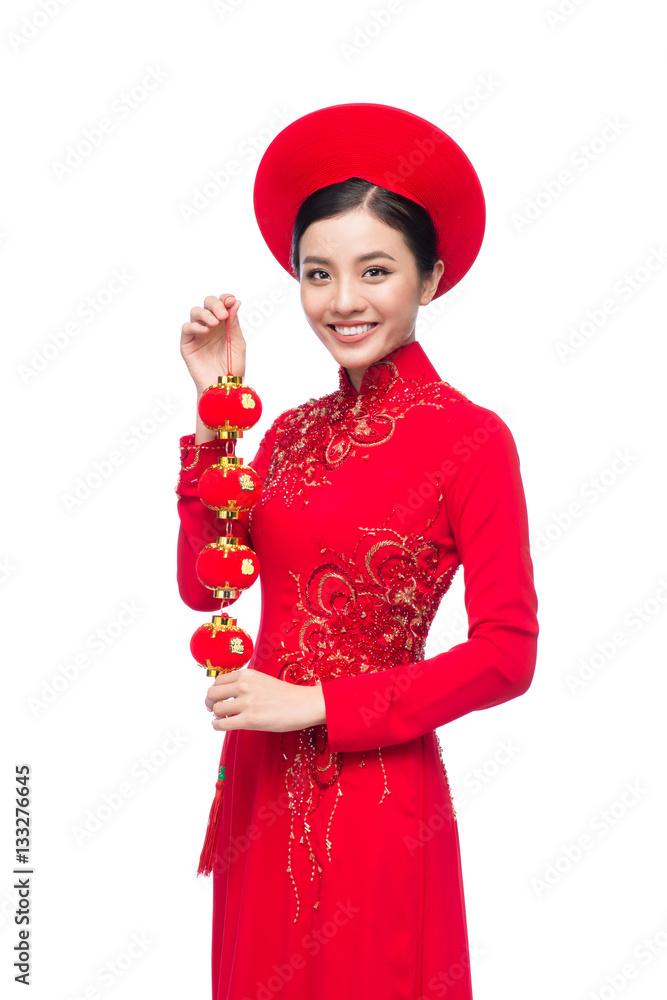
[337,339,442,403]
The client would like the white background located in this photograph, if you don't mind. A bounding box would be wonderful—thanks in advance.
[2,1,666,998]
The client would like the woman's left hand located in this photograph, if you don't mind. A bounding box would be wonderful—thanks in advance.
[205,667,327,733]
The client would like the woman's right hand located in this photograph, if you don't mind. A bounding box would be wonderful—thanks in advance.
[181,293,246,390]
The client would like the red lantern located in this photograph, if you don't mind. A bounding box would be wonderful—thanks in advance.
[198,456,261,517]
[191,314,266,878]
[198,375,262,434]
[191,615,254,677]
[196,537,260,597]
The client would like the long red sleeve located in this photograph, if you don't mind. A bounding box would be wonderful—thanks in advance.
[320,406,539,752]
[175,426,277,612]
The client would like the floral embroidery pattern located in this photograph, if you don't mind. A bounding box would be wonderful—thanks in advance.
[255,356,465,510]
[274,498,461,921]
[279,526,457,682]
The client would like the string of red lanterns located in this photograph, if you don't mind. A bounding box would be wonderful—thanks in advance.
[192,314,263,876]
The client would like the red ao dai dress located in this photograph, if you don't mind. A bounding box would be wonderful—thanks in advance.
[175,339,539,1000]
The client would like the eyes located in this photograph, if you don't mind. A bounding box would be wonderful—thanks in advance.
[304,266,391,281]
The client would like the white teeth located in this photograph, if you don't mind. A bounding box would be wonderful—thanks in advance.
[332,323,376,336]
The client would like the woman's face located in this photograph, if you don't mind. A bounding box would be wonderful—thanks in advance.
[298,207,444,391]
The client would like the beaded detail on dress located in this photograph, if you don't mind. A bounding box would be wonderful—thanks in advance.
[175,435,236,494]
[273,495,460,920]
[251,353,466,515]
[244,346,466,920]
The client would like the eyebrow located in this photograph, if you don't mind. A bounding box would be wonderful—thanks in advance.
[301,251,397,265]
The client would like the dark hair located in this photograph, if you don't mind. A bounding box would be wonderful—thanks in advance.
[290,177,442,284]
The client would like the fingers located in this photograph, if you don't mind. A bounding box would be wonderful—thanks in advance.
[206,293,240,322]
[183,294,243,342]
[206,697,234,718]
[191,294,235,321]
[203,294,232,322]
[203,668,247,724]
[215,295,242,326]
[205,668,240,709]
[203,692,233,713]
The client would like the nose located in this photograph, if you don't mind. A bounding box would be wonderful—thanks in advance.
[329,276,368,318]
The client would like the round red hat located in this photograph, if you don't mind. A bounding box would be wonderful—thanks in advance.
[253,102,485,298]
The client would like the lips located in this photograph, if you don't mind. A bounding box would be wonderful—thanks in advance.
[327,322,378,343]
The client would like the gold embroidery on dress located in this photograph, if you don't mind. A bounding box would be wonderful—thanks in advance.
[275,494,460,921]
[434,729,457,821]
[256,358,465,511]
[248,355,466,921]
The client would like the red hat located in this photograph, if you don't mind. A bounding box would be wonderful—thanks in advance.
[252,102,485,299]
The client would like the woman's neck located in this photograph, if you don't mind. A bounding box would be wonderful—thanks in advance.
[344,333,416,392]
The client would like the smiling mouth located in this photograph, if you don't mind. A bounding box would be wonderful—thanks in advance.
[327,323,378,337]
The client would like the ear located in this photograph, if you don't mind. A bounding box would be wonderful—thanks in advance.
[420,260,445,305]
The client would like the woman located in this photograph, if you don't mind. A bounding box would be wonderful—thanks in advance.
[175,104,539,1000]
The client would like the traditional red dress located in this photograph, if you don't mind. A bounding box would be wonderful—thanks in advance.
[175,339,539,1000]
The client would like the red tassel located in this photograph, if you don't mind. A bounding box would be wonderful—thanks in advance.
[197,778,224,877]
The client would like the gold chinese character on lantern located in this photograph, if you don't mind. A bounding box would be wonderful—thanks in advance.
[241,393,256,409]
[239,474,255,491]
[241,559,255,575]
[229,636,245,654]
